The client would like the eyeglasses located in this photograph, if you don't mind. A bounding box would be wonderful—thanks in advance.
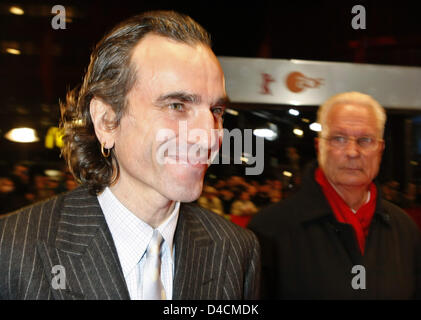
[321,135,383,151]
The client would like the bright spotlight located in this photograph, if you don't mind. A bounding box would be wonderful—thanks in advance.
[253,128,277,141]
[5,127,39,143]
[309,122,322,132]
[288,108,300,116]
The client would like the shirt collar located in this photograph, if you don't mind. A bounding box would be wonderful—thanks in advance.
[157,200,180,257]
[97,187,179,278]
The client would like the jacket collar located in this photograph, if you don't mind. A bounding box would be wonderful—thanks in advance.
[173,203,228,299]
[36,186,130,300]
[36,186,227,300]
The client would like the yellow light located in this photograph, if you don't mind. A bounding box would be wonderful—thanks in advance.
[5,127,39,143]
[283,171,293,177]
[9,6,24,15]
[45,127,64,149]
[6,48,21,55]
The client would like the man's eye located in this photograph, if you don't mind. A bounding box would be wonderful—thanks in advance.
[168,103,184,112]
[332,136,346,143]
[358,137,373,146]
[212,107,225,116]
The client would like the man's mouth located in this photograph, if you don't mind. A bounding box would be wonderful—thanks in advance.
[342,167,363,172]
[165,154,210,166]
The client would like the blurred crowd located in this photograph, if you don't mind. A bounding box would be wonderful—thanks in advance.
[197,175,284,227]
[0,163,78,215]
[381,180,421,229]
[1,162,421,230]
[0,162,286,222]
[197,175,421,229]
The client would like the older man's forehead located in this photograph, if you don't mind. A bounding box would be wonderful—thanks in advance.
[324,103,380,133]
[327,103,377,122]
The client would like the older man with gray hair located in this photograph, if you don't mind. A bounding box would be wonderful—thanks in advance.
[249,91,421,299]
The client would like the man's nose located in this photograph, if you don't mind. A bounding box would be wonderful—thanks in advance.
[345,138,360,157]
[187,109,221,149]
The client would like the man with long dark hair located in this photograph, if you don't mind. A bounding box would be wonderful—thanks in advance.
[0,11,260,300]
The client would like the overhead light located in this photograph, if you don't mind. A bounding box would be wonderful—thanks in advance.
[253,128,277,141]
[9,6,24,15]
[309,122,322,132]
[5,127,39,143]
[293,128,303,136]
[283,171,292,177]
[301,118,310,123]
[288,108,300,116]
[6,48,21,55]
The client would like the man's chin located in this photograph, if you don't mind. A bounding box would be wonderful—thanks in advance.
[163,180,204,203]
[177,194,201,203]
[337,177,369,188]
[168,190,202,203]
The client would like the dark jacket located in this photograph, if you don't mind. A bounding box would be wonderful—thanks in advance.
[0,186,261,300]
[248,162,421,299]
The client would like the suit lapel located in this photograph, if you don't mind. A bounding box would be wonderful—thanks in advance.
[36,187,130,300]
[173,204,229,299]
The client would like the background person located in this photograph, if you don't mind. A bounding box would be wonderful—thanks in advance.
[249,91,421,299]
[0,176,27,215]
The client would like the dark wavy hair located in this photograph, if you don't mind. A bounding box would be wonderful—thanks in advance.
[60,11,211,194]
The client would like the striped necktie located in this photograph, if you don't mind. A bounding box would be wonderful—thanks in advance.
[142,229,166,300]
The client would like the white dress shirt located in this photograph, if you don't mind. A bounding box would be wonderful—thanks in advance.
[98,187,179,300]
[351,190,371,214]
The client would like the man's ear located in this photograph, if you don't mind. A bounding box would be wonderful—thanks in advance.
[89,97,117,149]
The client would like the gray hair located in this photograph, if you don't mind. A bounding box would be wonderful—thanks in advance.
[317,91,387,138]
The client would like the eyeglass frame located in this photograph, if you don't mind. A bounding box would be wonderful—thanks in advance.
[319,135,384,151]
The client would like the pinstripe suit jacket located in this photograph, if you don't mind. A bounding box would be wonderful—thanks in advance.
[0,186,260,300]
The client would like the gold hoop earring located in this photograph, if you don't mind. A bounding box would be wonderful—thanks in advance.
[101,142,111,158]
